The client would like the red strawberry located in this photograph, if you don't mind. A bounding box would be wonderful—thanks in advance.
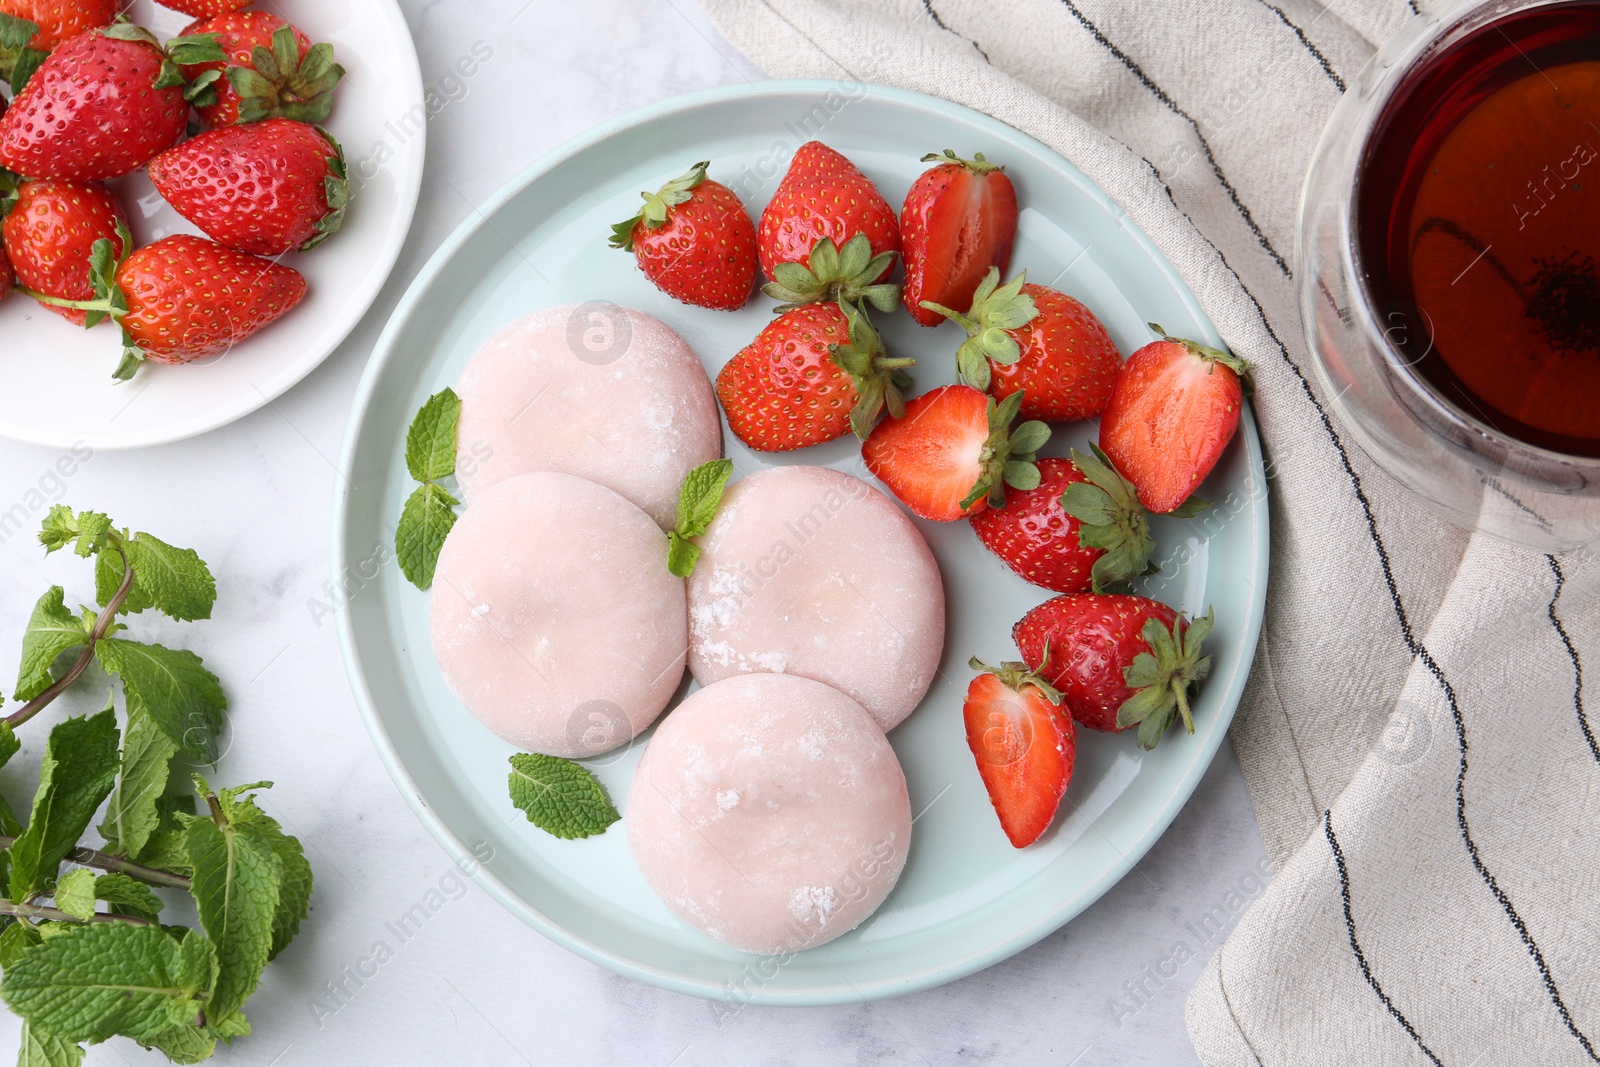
[923,269,1122,423]
[32,233,305,378]
[1099,325,1253,514]
[757,141,900,285]
[717,301,912,451]
[172,12,343,127]
[0,243,13,301]
[0,0,119,51]
[0,26,219,181]
[901,150,1017,328]
[1013,594,1213,749]
[963,658,1076,848]
[971,446,1168,594]
[156,0,250,18]
[609,161,757,311]
[1,177,127,325]
[148,119,347,256]
[861,385,1048,521]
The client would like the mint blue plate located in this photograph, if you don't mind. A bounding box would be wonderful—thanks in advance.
[333,81,1268,1005]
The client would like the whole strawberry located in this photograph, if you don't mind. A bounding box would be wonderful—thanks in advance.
[0,26,220,181]
[758,141,900,285]
[901,150,1017,327]
[149,119,347,256]
[924,268,1122,423]
[0,244,13,301]
[2,177,127,325]
[972,446,1172,594]
[173,13,343,127]
[156,0,250,18]
[0,0,119,51]
[1013,594,1213,749]
[717,300,913,451]
[609,161,757,311]
[862,385,1048,522]
[963,658,1076,848]
[1100,325,1253,514]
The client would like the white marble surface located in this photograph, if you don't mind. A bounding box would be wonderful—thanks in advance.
[0,1,1270,1063]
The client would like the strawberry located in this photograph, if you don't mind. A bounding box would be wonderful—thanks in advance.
[31,232,306,379]
[608,161,757,311]
[2,176,127,325]
[0,1,119,52]
[757,141,900,286]
[155,0,250,18]
[1013,594,1213,749]
[963,658,1076,848]
[172,12,343,127]
[1099,324,1253,514]
[0,243,13,301]
[901,150,1017,327]
[923,268,1122,423]
[148,119,347,256]
[862,385,1049,521]
[0,26,222,182]
[717,300,913,451]
[972,446,1177,593]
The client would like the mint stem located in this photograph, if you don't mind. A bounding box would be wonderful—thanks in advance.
[4,545,136,729]
[0,834,190,890]
[0,899,152,927]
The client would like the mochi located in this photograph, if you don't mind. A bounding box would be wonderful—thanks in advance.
[430,471,686,757]
[627,674,911,953]
[687,466,945,731]
[454,304,722,529]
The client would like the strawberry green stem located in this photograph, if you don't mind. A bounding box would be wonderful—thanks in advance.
[13,288,111,313]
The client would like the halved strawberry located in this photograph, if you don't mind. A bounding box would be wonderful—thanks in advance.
[861,385,1048,521]
[717,300,912,450]
[2,176,128,325]
[609,161,758,312]
[924,268,1122,423]
[901,150,1017,327]
[963,657,1076,848]
[1014,594,1213,749]
[757,141,900,284]
[1099,324,1253,514]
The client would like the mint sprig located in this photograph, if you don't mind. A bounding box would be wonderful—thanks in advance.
[397,389,462,589]
[667,459,733,578]
[508,754,620,839]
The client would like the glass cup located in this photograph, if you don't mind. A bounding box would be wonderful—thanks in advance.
[1297,0,1600,553]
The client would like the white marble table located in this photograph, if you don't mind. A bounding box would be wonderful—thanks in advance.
[0,1,1270,1062]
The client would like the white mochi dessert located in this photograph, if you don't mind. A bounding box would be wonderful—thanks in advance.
[454,303,722,529]
[627,674,911,954]
[430,471,687,758]
[687,466,945,731]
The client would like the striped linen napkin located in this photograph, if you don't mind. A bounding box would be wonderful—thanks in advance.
[693,0,1600,1062]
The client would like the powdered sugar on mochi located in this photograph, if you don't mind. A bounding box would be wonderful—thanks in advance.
[454,304,722,529]
[687,466,945,731]
[430,472,687,757]
[627,674,911,954]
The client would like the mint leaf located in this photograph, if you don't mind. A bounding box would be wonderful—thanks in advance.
[184,814,280,1022]
[228,796,311,960]
[94,873,164,924]
[36,507,75,554]
[0,920,41,968]
[15,588,87,701]
[396,482,457,590]
[52,868,97,921]
[99,704,178,859]
[95,639,225,763]
[507,753,619,839]
[0,723,21,849]
[1,923,206,1042]
[17,1022,83,1067]
[7,709,120,902]
[667,459,732,579]
[136,794,196,873]
[95,532,217,621]
[70,513,111,559]
[405,388,461,483]
[142,1025,216,1064]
